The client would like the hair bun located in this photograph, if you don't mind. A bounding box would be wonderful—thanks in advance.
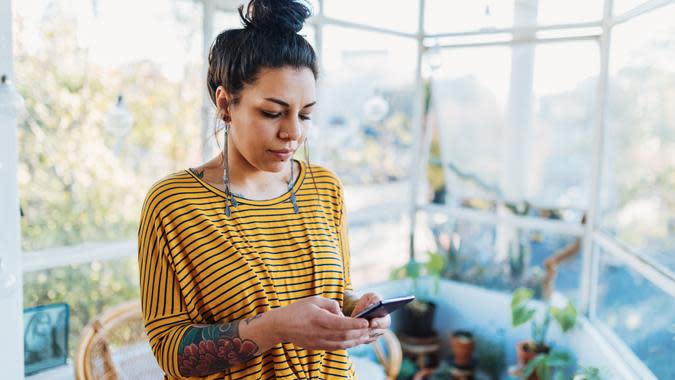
[239,0,312,34]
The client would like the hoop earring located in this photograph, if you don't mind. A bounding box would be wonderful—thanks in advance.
[223,123,238,217]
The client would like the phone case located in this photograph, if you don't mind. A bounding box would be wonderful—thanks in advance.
[353,295,415,320]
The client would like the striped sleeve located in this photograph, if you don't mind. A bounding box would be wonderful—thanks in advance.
[336,180,353,292]
[138,183,191,377]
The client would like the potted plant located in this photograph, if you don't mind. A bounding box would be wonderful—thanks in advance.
[522,349,575,380]
[473,330,507,380]
[390,251,446,337]
[397,357,419,380]
[449,330,475,367]
[511,287,577,379]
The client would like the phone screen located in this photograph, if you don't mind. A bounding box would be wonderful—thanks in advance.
[353,295,415,320]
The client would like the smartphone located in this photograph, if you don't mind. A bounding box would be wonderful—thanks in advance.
[353,295,415,320]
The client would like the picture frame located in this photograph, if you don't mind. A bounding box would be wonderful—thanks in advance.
[23,303,70,376]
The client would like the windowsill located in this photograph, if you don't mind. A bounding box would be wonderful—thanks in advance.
[26,362,73,380]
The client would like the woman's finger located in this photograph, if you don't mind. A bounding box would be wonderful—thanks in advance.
[351,292,383,317]
[369,315,391,329]
[364,330,385,344]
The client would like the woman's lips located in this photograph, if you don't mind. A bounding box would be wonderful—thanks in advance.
[269,149,293,160]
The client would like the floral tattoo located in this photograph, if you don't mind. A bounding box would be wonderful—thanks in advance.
[178,322,259,376]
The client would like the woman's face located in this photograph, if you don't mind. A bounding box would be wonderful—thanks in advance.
[221,66,316,173]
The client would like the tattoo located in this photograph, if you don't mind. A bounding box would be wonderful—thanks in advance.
[342,292,359,316]
[244,314,263,325]
[178,322,259,376]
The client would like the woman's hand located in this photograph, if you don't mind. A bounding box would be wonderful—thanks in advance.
[270,296,371,351]
[350,292,392,344]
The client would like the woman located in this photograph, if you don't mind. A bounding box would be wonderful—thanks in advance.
[138,0,391,379]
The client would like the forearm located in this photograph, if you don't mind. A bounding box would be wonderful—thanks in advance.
[177,310,281,377]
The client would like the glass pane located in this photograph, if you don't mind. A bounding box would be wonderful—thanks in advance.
[596,248,675,379]
[425,0,515,34]
[537,0,603,25]
[23,257,140,358]
[601,3,675,270]
[530,42,599,208]
[613,0,649,15]
[416,211,583,303]
[430,46,511,202]
[14,0,203,250]
[213,10,244,35]
[323,0,419,34]
[318,26,417,184]
[430,41,598,210]
[349,215,409,288]
[425,0,602,34]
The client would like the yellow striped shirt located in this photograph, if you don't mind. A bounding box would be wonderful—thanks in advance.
[138,160,355,379]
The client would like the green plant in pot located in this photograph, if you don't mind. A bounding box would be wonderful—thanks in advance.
[473,330,507,380]
[573,366,602,380]
[511,287,577,379]
[390,251,446,337]
[522,349,575,380]
[397,357,419,380]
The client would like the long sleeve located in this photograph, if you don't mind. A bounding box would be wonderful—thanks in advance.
[138,192,192,377]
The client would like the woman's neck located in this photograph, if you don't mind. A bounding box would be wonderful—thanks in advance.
[194,151,296,200]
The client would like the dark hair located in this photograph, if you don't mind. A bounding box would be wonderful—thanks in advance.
[207,0,318,109]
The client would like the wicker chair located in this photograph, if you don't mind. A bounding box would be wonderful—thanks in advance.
[372,329,403,380]
[74,300,163,380]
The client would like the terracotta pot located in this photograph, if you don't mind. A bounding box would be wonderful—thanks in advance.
[450,330,475,366]
[515,341,550,380]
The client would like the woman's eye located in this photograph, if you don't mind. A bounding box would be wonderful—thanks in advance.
[299,114,311,121]
[261,111,282,118]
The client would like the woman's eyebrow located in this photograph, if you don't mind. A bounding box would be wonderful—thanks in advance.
[264,97,316,109]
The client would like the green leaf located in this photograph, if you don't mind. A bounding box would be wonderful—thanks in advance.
[512,305,536,327]
[512,287,534,308]
[553,371,566,380]
[523,354,546,379]
[426,251,446,275]
[389,266,405,280]
[580,366,602,380]
[551,302,577,332]
[546,350,573,367]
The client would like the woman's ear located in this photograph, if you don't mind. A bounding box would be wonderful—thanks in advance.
[215,86,232,122]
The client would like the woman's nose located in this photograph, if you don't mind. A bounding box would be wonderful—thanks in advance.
[279,117,302,140]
